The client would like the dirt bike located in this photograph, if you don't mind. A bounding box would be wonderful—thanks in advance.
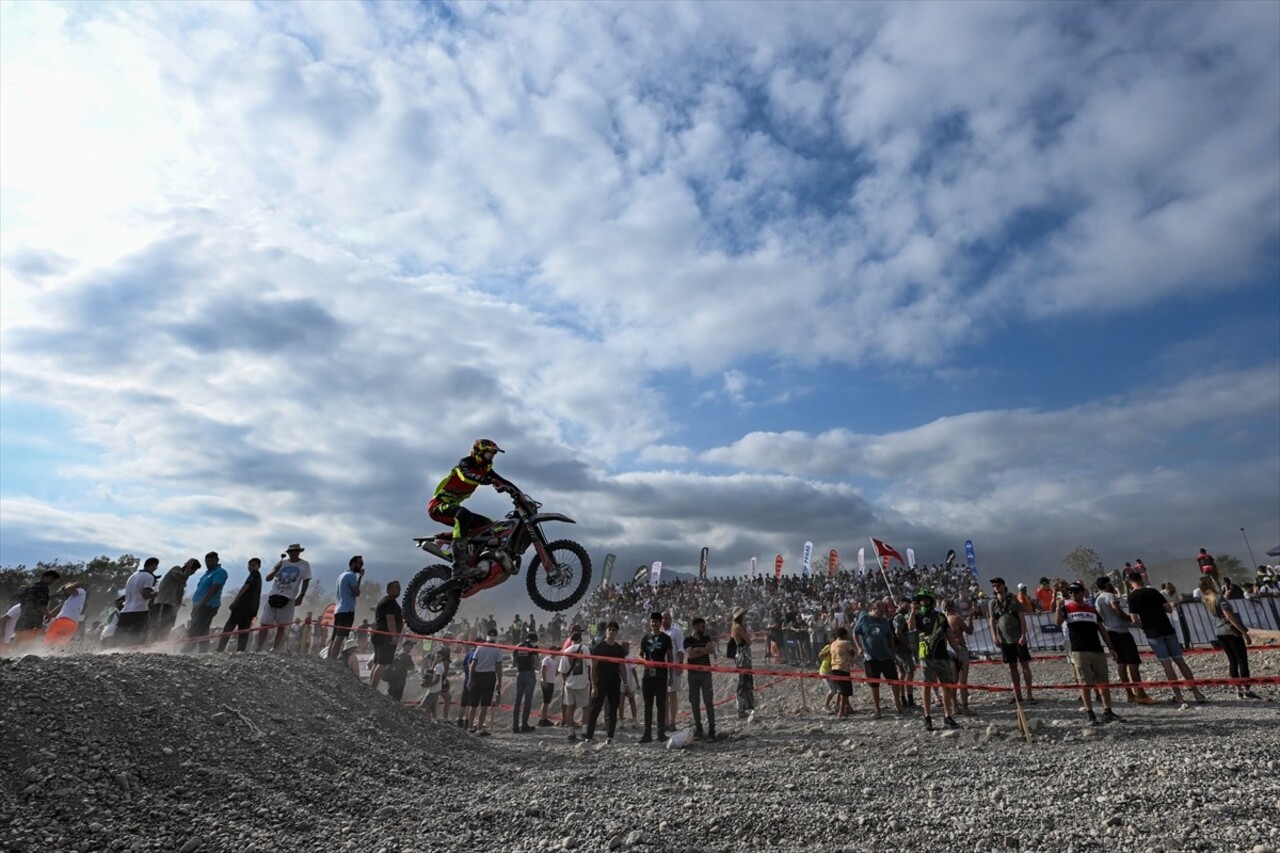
[401,489,593,635]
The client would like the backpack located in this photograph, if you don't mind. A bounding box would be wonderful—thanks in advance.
[570,647,584,677]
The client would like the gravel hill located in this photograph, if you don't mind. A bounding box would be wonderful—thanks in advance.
[2,648,1278,853]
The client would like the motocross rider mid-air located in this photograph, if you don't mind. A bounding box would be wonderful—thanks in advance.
[429,439,517,580]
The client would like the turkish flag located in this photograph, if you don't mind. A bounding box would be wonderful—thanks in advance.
[871,538,906,567]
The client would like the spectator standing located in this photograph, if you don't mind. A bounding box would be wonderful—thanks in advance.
[421,649,448,718]
[118,558,159,647]
[1055,582,1121,725]
[469,627,504,736]
[216,558,263,653]
[585,621,628,743]
[510,632,541,733]
[944,599,974,714]
[1125,571,1206,704]
[370,580,404,692]
[258,544,312,652]
[1093,577,1155,705]
[1196,549,1220,584]
[684,617,717,740]
[1198,577,1259,700]
[459,639,479,731]
[1034,579,1055,613]
[538,644,559,727]
[891,600,918,708]
[730,607,754,718]
[639,612,673,743]
[151,559,199,642]
[662,611,684,731]
[385,639,416,702]
[559,630,590,741]
[827,626,856,719]
[854,599,901,718]
[988,577,1036,704]
[1015,583,1037,615]
[327,556,363,660]
[909,590,961,732]
[185,552,226,653]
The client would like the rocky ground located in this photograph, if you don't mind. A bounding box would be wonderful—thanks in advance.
[2,646,1278,853]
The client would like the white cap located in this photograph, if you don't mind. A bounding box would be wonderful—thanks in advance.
[1017,583,1028,590]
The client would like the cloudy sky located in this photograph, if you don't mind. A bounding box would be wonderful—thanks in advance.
[2,1,1277,616]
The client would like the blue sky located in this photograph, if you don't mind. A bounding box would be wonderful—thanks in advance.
[1,1,1277,615]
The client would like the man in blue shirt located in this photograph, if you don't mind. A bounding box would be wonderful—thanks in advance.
[186,552,226,653]
[327,556,364,660]
[854,599,902,717]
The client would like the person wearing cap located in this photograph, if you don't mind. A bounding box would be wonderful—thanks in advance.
[1056,582,1122,725]
[908,589,961,731]
[428,439,518,580]
[559,629,592,740]
[988,577,1036,705]
[1093,576,1156,705]
[257,544,312,652]
[510,631,541,733]
[338,637,362,677]
[1034,578,1055,613]
[1015,583,1036,615]
[469,627,504,736]
[891,598,919,708]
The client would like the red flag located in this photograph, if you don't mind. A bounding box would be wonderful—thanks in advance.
[871,538,905,567]
[774,554,784,580]
[828,549,839,578]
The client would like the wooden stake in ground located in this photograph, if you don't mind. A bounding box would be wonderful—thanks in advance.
[1014,694,1033,743]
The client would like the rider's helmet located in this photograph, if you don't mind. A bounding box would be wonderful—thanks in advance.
[472,438,504,459]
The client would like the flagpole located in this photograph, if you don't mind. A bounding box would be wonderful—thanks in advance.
[869,537,898,606]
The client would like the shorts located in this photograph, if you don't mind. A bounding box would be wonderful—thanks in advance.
[371,637,395,666]
[999,642,1031,664]
[953,647,970,668]
[894,652,916,673]
[1147,634,1183,661]
[668,671,682,693]
[472,671,497,707]
[564,683,589,708]
[460,682,477,708]
[864,659,898,682]
[823,674,837,694]
[1107,631,1140,666]
[1070,651,1110,685]
[260,600,296,629]
[920,659,955,685]
[830,669,853,697]
[541,683,555,703]
[332,611,355,641]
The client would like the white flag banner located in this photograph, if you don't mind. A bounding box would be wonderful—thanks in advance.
[650,560,663,587]
[857,547,866,575]
[749,556,757,578]
[802,541,813,576]
[907,548,916,569]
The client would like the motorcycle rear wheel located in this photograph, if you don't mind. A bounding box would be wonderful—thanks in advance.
[526,539,592,612]
[402,564,460,635]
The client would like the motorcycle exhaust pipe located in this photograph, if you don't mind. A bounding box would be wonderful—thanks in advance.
[491,551,517,578]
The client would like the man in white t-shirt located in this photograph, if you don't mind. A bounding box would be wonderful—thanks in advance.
[258,544,312,652]
[662,611,684,730]
[558,631,590,741]
[119,558,159,647]
[538,645,560,727]
[45,582,87,646]
[469,629,504,736]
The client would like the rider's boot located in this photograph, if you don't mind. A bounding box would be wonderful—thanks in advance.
[451,538,483,580]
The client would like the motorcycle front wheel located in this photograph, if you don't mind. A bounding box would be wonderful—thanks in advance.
[402,564,460,635]
[526,539,592,612]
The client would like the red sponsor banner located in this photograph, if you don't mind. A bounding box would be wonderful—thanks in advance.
[828,549,839,578]
[774,554,784,580]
